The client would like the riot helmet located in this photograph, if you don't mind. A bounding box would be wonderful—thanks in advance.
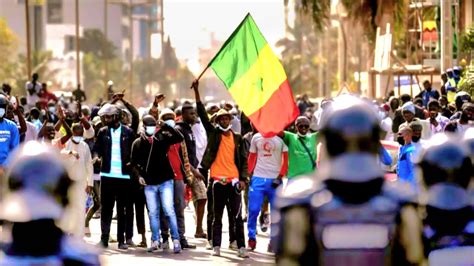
[419,134,472,188]
[0,141,73,222]
[318,95,383,182]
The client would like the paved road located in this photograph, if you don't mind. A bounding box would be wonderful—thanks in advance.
[85,204,275,266]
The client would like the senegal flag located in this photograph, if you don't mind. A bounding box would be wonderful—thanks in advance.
[208,13,298,137]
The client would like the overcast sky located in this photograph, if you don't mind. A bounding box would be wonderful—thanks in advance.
[163,0,286,74]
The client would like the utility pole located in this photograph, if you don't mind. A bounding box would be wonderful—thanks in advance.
[104,0,109,96]
[25,0,32,78]
[440,0,453,71]
[128,0,134,99]
[75,0,81,87]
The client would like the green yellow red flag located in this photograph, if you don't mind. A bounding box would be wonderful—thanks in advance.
[208,13,298,137]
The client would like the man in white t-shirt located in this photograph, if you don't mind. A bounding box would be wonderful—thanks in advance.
[25,73,42,109]
[246,133,288,251]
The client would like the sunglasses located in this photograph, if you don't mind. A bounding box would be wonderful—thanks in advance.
[298,124,309,129]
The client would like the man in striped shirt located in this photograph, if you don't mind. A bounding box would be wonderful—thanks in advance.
[94,103,135,250]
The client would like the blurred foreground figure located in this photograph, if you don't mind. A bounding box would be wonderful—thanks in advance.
[0,141,100,265]
[272,95,422,266]
[418,134,474,266]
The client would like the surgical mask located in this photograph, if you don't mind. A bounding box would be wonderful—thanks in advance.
[48,107,56,113]
[217,124,232,132]
[412,136,421,143]
[145,126,156,136]
[72,136,83,143]
[297,132,307,137]
[164,120,176,128]
[0,108,5,118]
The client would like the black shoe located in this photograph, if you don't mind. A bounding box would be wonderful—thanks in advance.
[97,240,108,248]
[181,240,196,249]
[126,239,136,247]
[118,243,128,250]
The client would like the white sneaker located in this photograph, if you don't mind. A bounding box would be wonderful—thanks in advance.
[173,239,182,254]
[161,240,169,250]
[229,240,238,251]
[238,247,250,258]
[212,246,221,256]
[147,240,160,253]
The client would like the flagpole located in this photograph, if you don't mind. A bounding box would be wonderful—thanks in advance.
[192,12,252,85]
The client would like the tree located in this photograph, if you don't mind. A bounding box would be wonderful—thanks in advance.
[460,24,474,62]
[297,0,406,46]
[276,9,324,97]
[0,18,19,86]
[80,29,127,103]
[80,29,117,60]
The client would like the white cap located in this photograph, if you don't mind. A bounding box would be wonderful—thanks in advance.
[98,103,119,116]
[159,108,176,120]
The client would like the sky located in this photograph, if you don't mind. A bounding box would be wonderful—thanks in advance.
[162,0,286,74]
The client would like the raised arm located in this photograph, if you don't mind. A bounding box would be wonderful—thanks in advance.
[192,80,214,133]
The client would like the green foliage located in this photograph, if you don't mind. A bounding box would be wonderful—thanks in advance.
[5,51,61,96]
[0,18,19,87]
[299,0,330,32]
[277,5,330,97]
[80,29,117,60]
[460,25,474,58]
[459,74,474,96]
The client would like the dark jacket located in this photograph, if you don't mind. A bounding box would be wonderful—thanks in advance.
[93,124,135,177]
[175,122,198,168]
[392,106,425,133]
[130,125,183,185]
[196,101,248,182]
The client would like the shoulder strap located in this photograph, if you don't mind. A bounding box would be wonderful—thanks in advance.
[298,137,316,169]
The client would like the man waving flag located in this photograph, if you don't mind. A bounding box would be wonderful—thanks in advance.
[197,13,298,137]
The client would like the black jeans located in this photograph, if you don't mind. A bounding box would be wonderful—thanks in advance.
[160,179,186,242]
[85,180,101,227]
[207,178,236,242]
[100,177,134,244]
[212,182,245,248]
[130,185,146,237]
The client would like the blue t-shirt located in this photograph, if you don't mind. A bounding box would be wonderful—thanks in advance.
[0,119,20,166]
[397,143,416,186]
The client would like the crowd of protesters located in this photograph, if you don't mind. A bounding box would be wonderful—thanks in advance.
[0,66,472,262]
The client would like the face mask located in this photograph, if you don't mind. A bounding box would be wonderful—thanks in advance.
[217,124,232,132]
[164,120,176,128]
[0,108,5,118]
[48,107,56,113]
[297,132,307,137]
[72,136,83,143]
[397,136,404,146]
[412,136,421,143]
[145,126,156,136]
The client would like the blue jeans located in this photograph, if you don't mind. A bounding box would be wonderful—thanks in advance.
[144,180,179,242]
[247,177,276,240]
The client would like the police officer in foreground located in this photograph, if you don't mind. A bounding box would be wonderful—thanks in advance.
[417,134,474,266]
[0,141,100,265]
[272,95,423,266]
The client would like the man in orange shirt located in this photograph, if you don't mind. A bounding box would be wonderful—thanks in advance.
[192,80,249,258]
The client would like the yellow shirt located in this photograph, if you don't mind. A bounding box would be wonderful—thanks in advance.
[210,133,239,181]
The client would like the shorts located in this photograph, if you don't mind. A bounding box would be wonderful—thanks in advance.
[190,177,207,202]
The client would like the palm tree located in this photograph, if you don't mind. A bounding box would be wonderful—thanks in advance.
[295,0,407,46]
